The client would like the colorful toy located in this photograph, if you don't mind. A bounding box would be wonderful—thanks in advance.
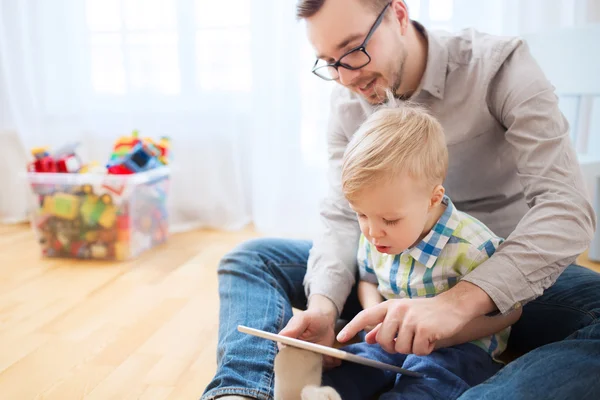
[53,143,83,173]
[42,193,80,220]
[106,131,171,174]
[110,142,161,174]
[79,161,104,174]
[28,132,170,175]
[27,131,171,261]
[70,241,91,258]
[28,143,84,173]
[90,242,108,259]
[79,186,117,229]
[29,147,58,173]
[147,137,171,165]
[29,171,169,261]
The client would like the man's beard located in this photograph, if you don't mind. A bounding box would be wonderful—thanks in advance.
[390,49,408,99]
[371,51,407,104]
[369,67,403,104]
[387,68,404,100]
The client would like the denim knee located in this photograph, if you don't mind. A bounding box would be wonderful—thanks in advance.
[217,238,274,274]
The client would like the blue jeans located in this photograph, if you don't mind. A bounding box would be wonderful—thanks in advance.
[322,341,502,400]
[201,238,600,400]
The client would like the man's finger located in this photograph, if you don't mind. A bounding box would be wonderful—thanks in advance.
[394,323,415,354]
[377,314,400,354]
[337,303,389,342]
[412,327,435,356]
[279,315,310,339]
[377,313,402,354]
[365,323,382,344]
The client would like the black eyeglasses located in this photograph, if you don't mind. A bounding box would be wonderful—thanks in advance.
[312,2,392,81]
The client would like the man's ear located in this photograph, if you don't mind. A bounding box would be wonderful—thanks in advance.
[391,0,410,34]
[429,184,445,209]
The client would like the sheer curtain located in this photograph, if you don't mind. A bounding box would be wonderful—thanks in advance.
[1,0,598,237]
[0,0,258,231]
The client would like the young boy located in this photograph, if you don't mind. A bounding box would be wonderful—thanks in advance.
[298,103,522,400]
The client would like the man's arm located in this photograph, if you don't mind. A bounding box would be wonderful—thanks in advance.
[434,308,522,350]
[304,88,362,318]
[461,40,596,315]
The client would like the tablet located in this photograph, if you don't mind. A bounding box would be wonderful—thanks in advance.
[237,325,423,378]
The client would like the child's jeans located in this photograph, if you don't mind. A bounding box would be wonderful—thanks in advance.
[322,341,503,400]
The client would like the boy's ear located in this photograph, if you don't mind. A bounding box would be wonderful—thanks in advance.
[429,185,445,209]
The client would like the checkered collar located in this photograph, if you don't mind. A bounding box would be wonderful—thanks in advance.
[406,196,460,269]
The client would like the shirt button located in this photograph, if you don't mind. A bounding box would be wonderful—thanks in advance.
[514,302,522,309]
[399,290,407,298]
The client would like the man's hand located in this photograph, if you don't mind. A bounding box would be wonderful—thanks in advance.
[337,297,466,355]
[279,295,341,368]
[337,282,495,356]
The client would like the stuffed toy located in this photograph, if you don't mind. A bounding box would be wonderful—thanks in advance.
[274,346,342,400]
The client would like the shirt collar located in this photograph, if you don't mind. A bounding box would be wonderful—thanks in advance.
[412,21,448,100]
[407,196,460,268]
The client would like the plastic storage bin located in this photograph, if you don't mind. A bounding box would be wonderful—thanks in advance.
[27,167,169,261]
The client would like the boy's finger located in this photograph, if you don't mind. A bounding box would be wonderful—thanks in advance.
[323,355,342,369]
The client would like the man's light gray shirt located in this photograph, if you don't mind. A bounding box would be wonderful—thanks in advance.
[304,23,596,315]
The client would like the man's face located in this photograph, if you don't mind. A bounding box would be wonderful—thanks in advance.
[306,0,407,104]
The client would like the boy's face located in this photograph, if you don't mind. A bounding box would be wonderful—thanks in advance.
[349,173,442,255]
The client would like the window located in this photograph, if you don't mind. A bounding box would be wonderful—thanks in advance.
[86,0,180,95]
[194,0,252,92]
[406,0,454,31]
[84,0,252,97]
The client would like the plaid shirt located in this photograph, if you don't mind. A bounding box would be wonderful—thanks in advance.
[358,196,509,359]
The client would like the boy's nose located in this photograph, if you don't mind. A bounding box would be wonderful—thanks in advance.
[369,224,384,239]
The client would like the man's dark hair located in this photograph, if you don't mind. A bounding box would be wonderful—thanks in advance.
[296,0,392,19]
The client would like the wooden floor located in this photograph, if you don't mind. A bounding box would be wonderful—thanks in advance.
[0,223,599,399]
[0,223,259,400]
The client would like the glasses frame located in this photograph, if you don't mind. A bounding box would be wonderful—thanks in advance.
[311,1,392,81]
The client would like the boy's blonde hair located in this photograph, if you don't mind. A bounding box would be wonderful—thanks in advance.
[342,102,448,200]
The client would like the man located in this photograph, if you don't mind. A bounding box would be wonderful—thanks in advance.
[202,1,600,399]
